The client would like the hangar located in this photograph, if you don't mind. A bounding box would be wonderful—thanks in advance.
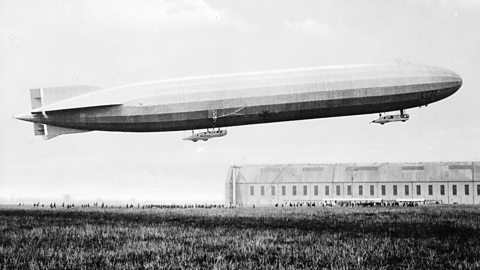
[225,162,480,206]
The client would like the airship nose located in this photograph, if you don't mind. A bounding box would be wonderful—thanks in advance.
[447,70,463,95]
[433,66,462,99]
[452,71,462,88]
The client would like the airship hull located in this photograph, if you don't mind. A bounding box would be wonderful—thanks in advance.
[16,63,462,137]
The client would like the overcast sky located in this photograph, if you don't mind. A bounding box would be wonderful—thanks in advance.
[0,0,479,204]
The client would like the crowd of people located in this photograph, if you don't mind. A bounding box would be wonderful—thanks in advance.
[271,201,422,208]
[22,202,226,209]
[31,202,76,209]
[22,201,425,209]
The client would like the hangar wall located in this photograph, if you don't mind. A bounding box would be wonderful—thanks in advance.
[225,162,480,206]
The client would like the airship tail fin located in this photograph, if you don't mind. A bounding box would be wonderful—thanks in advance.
[30,85,101,110]
[33,123,89,140]
[33,123,45,136]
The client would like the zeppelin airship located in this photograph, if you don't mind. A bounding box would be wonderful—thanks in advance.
[15,63,462,141]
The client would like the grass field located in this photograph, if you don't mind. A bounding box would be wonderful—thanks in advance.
[1,205,480,269]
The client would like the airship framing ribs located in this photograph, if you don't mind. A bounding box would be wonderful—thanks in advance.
[15,63,462,141]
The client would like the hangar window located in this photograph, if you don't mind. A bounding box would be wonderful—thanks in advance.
[416,185,421,195]
[261,186,265,196]
[346,166,378,171]
[282,186,286,196]
[347,185,352,196]
[271,186,275,196]
[428,185,433,195]
[381,185,386,196]
[250,186,254,196]
[448,165,473,170]
[465,185,469,195]
[440,185,445,195]
[303,185,308,196]
[336,185,340,196]
[393,185,397,196]
[293,186,297,196]
[359,185,363,196]
[314,185,318,196]
[325,186,330,196]
[370,185,374,196]
[452,185,457,196]
[405,185,409,196]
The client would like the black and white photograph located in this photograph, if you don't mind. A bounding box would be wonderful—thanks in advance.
[1,0,479,268]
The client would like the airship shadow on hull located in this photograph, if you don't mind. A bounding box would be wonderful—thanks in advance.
[16,63,462,140]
